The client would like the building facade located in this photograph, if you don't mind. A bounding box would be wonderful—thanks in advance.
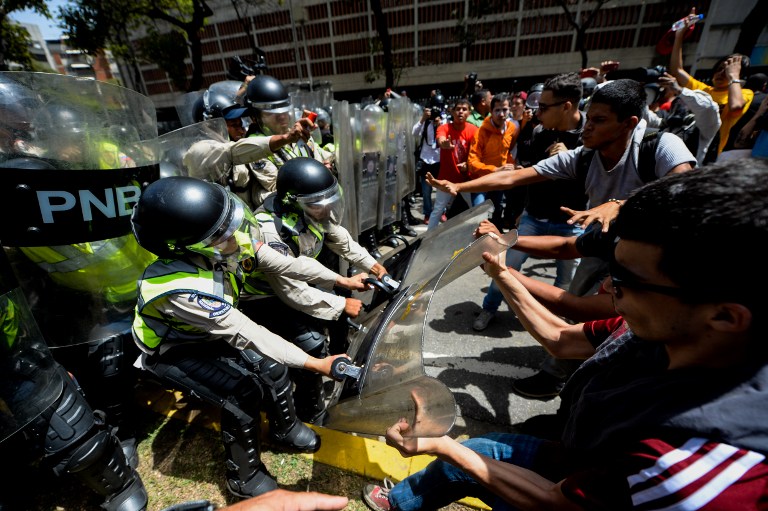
[120,0,761,111]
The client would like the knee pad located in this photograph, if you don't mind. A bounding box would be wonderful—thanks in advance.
[285,321,327,355]
[44,368,97,456]
[59,428,148,511]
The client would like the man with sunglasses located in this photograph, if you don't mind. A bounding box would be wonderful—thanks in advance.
[472,73,588,335]
[364,160,768,511]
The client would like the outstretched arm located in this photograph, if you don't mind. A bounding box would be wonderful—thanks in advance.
[427,166,545,195]
[222,489,349,511]
[670,9,697,86]
[481,250,596,359]
[385,391,582,511]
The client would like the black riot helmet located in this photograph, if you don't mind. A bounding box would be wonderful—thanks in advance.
[202,88,248,121]
[429,92,446,110]
[131,176,255,263]
[275,158,344,228]
[244,75,292,114]
[526,83,545,110]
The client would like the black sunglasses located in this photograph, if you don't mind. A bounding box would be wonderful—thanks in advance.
[537,100,567,112]
[608,260,685,297]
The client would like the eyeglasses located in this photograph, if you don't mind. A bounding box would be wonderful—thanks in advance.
[537,100,567,113]
[608,260,685,298]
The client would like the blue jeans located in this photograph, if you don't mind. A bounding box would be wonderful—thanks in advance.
[482,212,584,313]
[389,433,545,511]
[428,190,473,230]
[470,192,487,207]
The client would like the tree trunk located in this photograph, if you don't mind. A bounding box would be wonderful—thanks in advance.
[370,0,394,88]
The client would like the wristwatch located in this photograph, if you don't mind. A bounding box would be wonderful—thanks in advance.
[729,79,745,86]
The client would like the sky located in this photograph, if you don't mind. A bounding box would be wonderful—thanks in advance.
[9,0,69,41]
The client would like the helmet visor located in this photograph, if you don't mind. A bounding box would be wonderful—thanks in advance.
[296,183,344,228]
[186,195,255,263]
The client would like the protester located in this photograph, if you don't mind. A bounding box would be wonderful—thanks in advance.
[427,99,478,230]
[364,159,768,511]
[670,8,753,156]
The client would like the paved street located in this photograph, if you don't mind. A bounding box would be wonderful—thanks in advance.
[378,210,562,440]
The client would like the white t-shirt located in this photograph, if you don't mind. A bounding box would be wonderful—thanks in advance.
[533,119,695,207]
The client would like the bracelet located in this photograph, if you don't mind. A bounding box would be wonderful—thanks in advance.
[729,79,745,86]
[607,198,623,206]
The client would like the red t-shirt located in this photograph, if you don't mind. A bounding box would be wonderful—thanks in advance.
[436,122,478,183]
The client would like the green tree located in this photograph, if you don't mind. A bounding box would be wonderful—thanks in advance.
[0,0,50,70]
[60,0,212,92]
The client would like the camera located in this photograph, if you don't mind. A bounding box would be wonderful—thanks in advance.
[468,72,478,88]
[226,52,269,81]
[605,65,667,84]
[430,107,445,121]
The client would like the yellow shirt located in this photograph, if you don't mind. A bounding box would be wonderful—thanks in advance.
[686,76,754,153]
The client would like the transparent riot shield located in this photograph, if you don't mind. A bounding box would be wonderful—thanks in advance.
[332,100,360,238]
[176,90,204,127]
[325,202,518,437]
[208,80,244,103]
[378,106,398,229]
[0,249,63,444]
[389,97,417,202]
[156,118,230,180]
[358,106,387,233]
[0,72,159,347]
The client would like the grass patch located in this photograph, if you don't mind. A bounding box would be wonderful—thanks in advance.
[20,387,474,511]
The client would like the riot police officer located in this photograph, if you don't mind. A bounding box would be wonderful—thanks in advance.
[0,250,147,511]
[0,71,159,474]
[182,82,318,211]
[244,74,332,168]
[242,157,389,423]
[131,176,364,498]
[1,73,151,511]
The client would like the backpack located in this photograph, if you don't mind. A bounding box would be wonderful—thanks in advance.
[576,129,661,186]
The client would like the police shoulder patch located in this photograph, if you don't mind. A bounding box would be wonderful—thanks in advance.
[197,296,231,318]
[268,241,290,256]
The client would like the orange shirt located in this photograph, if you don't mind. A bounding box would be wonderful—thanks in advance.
[467,116,518,178]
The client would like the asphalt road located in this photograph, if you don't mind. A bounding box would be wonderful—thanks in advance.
[377,215,562,440]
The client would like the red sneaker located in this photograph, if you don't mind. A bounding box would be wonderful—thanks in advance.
[362,479,395,511]
[440,214,447,222]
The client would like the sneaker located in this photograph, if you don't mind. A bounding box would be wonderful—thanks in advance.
[440,214,448,222]
[511,371,565,399]
[363,478,395,511]
[472,309,495,331]
[423,215,430,225]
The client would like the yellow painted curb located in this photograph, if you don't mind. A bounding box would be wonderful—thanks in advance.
[138,384,489,510]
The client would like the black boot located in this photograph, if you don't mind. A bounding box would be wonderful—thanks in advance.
[396,220,417,237]
[362,228,382,259]
[291,368,329,426]
[402,196,421,225]
[379,225,400,248]
[221,403,278,498]
[258,359,321,452]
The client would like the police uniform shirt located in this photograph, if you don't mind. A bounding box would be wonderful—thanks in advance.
[253,219,377,321]
[137,243,342,367]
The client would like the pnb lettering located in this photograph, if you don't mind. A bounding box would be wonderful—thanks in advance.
[36,186,141,223]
